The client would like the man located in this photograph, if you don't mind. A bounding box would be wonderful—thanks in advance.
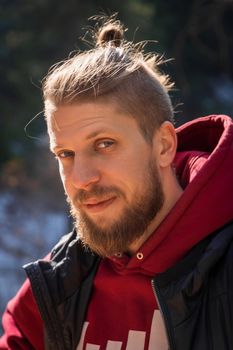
[1,18,233,350]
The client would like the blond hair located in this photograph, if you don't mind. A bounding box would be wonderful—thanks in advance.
[43,18,174,141]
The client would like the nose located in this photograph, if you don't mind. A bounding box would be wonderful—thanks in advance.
[71,156,101,190]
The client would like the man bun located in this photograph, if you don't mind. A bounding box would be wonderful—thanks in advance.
[96,22,124,47]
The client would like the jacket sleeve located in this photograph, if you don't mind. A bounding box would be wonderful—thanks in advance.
[0,278,44,350]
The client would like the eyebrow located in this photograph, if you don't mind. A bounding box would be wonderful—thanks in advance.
[50,145,62,153]
[85,128,110,140]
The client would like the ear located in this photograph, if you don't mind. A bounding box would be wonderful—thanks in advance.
[153,122,177,168]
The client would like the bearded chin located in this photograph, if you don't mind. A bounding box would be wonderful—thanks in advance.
[68,165,164,257]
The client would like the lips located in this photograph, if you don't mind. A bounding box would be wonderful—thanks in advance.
[82,196,116,213]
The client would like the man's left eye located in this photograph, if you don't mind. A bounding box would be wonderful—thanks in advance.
[96,140,115,149]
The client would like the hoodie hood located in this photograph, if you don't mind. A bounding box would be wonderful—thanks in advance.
[111,115,233,275]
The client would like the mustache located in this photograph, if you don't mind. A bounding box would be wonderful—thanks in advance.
[69,185,123,206]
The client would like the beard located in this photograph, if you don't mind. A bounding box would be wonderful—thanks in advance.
[68,161,164,257]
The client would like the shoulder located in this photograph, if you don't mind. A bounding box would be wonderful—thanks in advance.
[0,278,44,349]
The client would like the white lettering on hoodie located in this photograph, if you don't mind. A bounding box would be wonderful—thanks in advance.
[76,310,168,350]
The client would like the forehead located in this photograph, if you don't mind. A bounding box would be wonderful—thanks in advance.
[48,101,129,128]
[47,102,140,148]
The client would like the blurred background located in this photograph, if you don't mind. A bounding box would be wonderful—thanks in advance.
[0,0,233,332]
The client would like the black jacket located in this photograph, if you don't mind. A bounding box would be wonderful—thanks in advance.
[24,221,233,350]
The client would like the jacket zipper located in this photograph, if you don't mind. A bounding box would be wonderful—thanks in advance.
[151,279,175,350]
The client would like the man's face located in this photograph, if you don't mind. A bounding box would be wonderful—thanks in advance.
[48,102,165,257]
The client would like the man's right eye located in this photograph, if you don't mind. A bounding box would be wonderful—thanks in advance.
[56,150,74,159]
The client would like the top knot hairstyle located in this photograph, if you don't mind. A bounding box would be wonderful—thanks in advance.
[43,16,174,141]
[96,21,124,47]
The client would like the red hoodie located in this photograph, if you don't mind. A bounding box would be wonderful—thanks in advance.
[1,115,233,350]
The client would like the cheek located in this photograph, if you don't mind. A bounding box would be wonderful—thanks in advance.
[111,162,146,196]
[58,163,70,194]
[58,162,65,181]
[123,156,155,194]
[120,156,150,181]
